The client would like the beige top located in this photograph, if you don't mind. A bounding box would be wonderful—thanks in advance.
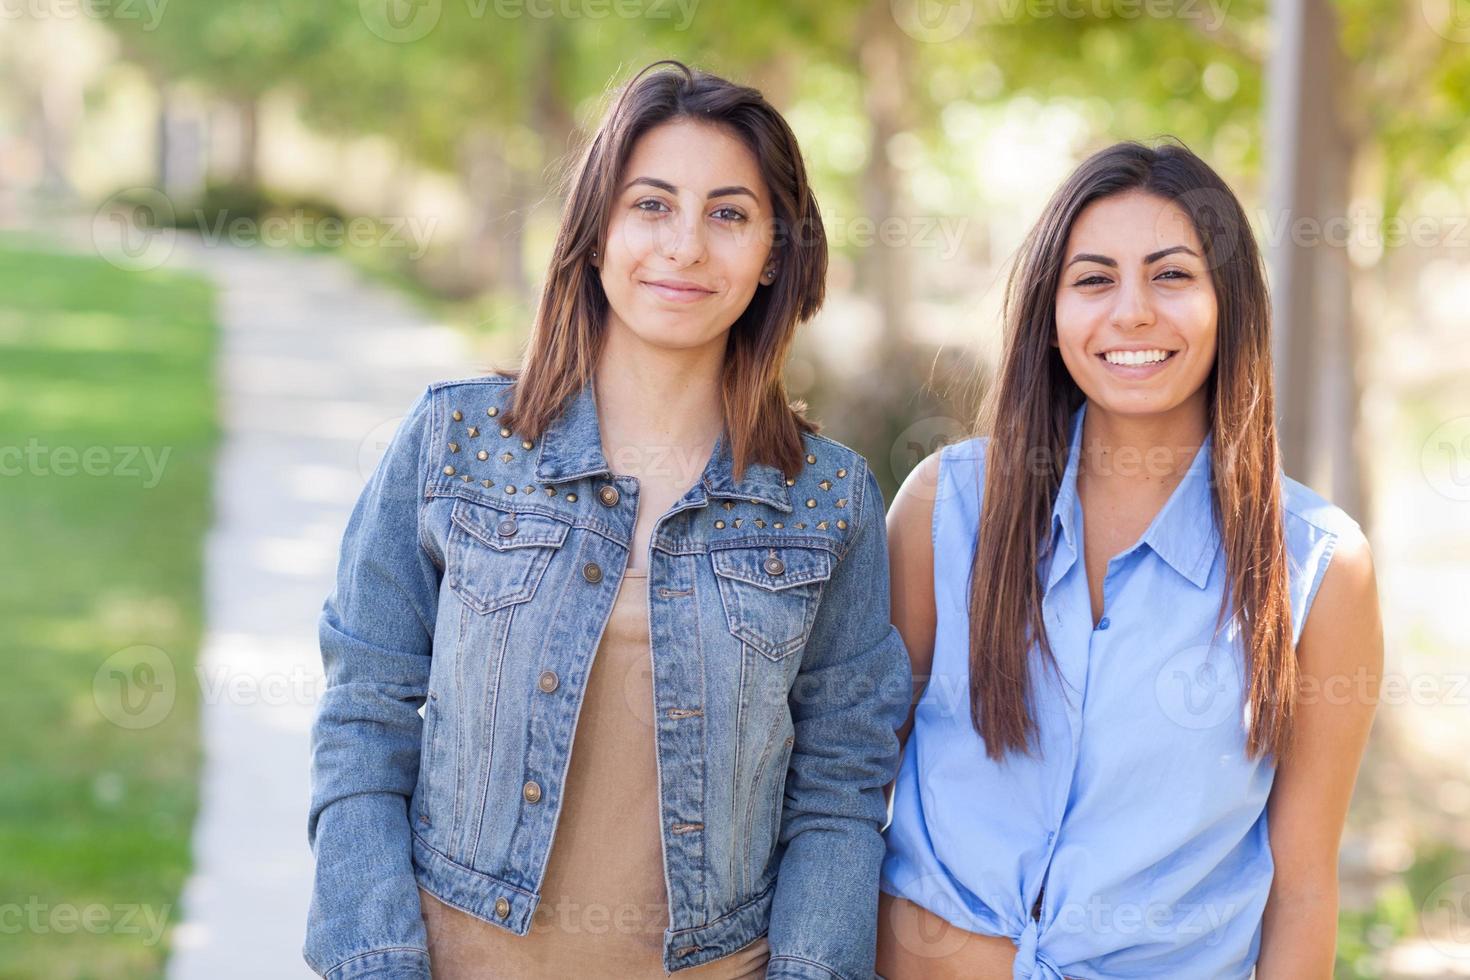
[419,567,770,978]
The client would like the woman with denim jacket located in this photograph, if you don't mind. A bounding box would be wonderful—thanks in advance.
[303,60,911,980]
[876,142,1381,978]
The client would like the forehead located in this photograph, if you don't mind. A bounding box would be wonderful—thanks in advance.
[620,118,766,199]
[1065,190,1203,256]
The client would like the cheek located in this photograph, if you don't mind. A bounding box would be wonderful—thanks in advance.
[1052,295,1092,355]
[1173,290,1219,356]
[712,237,766,292]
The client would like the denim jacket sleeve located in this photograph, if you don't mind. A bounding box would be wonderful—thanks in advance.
[765,461,912,980]
[303,385,437,980]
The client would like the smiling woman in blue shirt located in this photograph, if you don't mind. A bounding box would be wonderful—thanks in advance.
[877,141,1382,980]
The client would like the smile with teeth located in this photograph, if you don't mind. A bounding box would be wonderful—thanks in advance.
[1101,348,1176,366]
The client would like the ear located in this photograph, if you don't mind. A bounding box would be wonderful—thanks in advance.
[760,252,778,285]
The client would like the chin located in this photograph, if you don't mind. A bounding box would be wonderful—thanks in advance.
[1086,383,1202,419]
[627,315,726,352]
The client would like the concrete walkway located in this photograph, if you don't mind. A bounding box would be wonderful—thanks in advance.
[162,240,468,979]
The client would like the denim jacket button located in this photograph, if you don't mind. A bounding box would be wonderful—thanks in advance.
[597,485,620,507]
[537,670,559,693]
[523,780,543,803]
[494,896,511,919]
[582,562,603,584]
[497,517,518,537]
[763,556,786,576]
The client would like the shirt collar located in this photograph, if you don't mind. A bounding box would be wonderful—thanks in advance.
[1139,431,1219,589]
[1049,401,1088,559]
[534,379,792,512]
[1047,400,1220,591]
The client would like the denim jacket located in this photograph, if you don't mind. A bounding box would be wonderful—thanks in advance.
[304,375,911,980]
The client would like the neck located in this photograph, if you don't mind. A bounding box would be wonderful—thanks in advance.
[1079,390,1210,490]
[593,319,726,481]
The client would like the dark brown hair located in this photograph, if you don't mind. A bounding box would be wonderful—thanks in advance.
[970,140,1293,761]
[502,59,827,479]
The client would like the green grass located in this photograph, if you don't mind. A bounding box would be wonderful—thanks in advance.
[0,235,216,979]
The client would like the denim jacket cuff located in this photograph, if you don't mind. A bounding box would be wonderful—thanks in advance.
[320,946,431,980]
[765,954,857,980]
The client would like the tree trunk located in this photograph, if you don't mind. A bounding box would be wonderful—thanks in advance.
[854,0,913,360]
[235,97,259,186]
[457,127,530,301]
[1266,0,1367,523]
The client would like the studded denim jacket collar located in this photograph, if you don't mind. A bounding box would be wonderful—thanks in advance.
[533,377,794,512]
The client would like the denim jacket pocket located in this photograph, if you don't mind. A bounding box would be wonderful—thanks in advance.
[445,498,571,614]
[710,544,834,661]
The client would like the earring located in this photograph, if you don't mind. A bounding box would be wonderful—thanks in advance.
[762,266,776,283]
[590,249,599,259]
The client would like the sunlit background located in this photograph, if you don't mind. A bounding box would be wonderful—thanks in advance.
[1,0,1467,976]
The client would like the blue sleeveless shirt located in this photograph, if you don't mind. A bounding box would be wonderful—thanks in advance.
[880,401,1358,978]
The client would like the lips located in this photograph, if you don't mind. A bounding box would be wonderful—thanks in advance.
[641,278,715,303]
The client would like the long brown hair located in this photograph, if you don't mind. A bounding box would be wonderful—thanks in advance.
[502,59,827,480]
[969,141,1293,761]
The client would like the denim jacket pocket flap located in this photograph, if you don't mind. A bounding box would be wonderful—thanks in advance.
[710,545,834,660]
[709,544,833,591]
[447,499,570,614]
[450,498,571,551]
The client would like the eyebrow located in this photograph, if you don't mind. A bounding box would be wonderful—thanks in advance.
[621,176,758,200]
[1066,245,1200,268]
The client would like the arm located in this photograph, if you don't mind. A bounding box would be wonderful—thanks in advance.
[887,451,941,748]
[303,387,439,980]
[765,462,913,980]
[1256,526,1383,979]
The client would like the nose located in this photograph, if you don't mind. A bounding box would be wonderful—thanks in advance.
[654,204,708,267]
[1109,274,1156,331]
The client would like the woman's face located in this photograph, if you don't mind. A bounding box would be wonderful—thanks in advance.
[1053,190,1218,420]
[598,118,776,353]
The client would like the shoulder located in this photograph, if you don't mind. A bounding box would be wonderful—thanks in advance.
[887,434,988,548]
[1280,474,1377,642]
[426,373,516,412]
[1280,473,1370,586]
[399,374,517,428]
[774,432,875,558]
[799,430,867,474]
[1281,473,1362,542]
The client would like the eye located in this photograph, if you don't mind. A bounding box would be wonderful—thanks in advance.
[1074,274,1113,287]
[1155,267,1193,281]
[635,198,671,214]
[710,205,748,223]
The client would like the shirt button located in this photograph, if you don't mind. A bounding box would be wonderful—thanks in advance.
[1097,617,1111,630]
[494,896,510,919]
[497,517,518,536]
[523,780,542,804]
[537,670,559,693]
[598,485,620,507]
[582,561,603,584]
